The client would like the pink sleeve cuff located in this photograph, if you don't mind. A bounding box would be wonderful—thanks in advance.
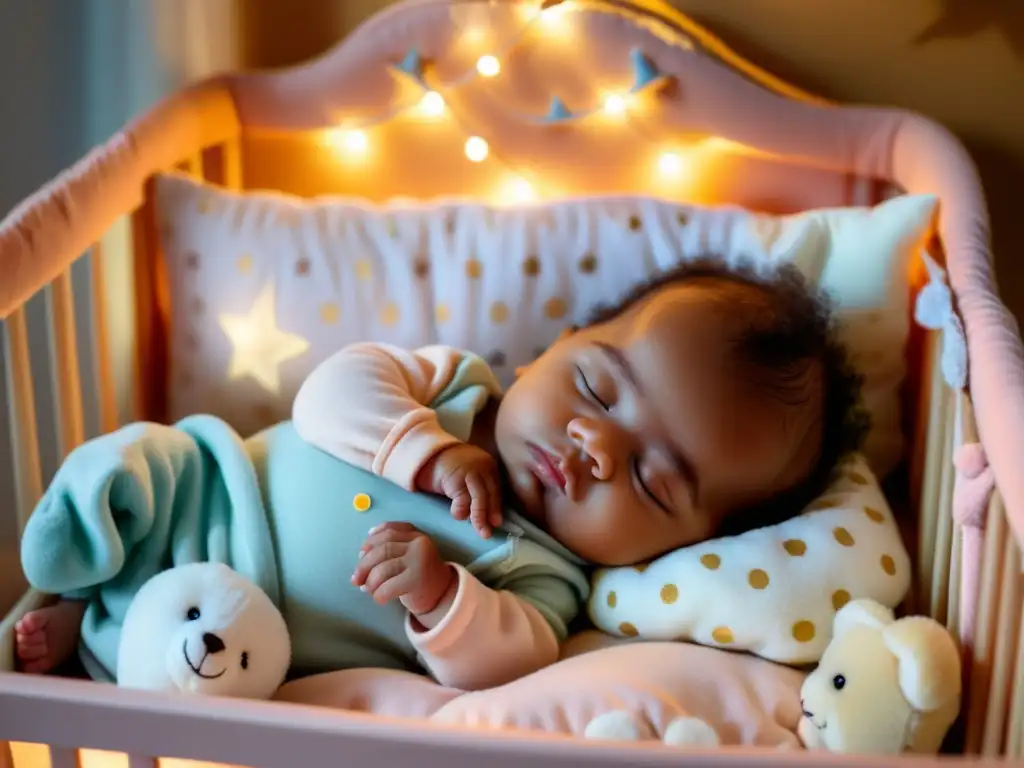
[374,411,461,491]
[406,564,482,657]
[405,565,560,691]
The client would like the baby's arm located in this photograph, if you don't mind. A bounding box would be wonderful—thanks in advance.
[293,343,468,488]
[352,522,573,691]
[409,568,566,691]
[293,343,503,534]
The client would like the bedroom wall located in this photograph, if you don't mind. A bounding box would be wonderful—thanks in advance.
[240,0,1024,317]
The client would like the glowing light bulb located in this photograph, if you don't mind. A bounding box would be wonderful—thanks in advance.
[501,177,536,204]
[343,130,367,152]
[603,94,627,116]
[477,55,501,77]
[418,91,446,117]
[325,129,369,158]
[657,151,684,176]
[465,136,490,162]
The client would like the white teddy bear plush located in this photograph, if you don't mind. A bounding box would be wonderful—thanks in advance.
[117,562,290,699]
[584,599,961,755]
[799,599,961,754]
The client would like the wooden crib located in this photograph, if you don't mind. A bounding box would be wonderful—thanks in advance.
[1,0,1022,765]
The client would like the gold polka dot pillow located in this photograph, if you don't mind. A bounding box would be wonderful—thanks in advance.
[587,455,910,665]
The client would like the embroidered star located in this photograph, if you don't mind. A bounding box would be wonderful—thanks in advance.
[219,283,310,394]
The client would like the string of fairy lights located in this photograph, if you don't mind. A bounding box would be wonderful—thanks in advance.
[322,0,688,203]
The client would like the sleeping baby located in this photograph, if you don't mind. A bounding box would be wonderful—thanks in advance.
[15,258,867,690]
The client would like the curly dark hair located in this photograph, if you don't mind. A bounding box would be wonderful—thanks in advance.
[583,257,871,535]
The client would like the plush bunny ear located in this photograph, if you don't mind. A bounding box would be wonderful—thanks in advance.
[832,599,894,639]
[882,616,962,712]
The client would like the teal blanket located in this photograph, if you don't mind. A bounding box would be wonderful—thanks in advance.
[20,416,279,679]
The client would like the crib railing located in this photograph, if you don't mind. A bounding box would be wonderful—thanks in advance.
[0,152,1019,763]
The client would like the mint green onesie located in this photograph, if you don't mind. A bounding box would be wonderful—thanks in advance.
[20,357,590,681]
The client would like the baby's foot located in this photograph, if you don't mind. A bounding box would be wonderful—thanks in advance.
[15,601,85,674]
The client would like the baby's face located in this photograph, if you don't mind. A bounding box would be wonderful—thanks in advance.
[496,283,822,566]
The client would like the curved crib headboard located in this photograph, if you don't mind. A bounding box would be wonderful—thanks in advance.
[0,0,1013,555]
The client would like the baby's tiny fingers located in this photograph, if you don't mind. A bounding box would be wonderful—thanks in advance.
[17,643,48,662]
[360,526,418,553]
[450,488,471,521]
[484,472,503,528]
[466,473,492,538]
[371,570,417,605]
[365,560,409,599]
[352,541,408,585]
[367,521,418,537]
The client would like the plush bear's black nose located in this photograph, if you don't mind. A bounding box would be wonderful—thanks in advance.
[203,632,225,654]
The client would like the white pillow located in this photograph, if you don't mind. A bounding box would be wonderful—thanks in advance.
[587,455,910,665]
[154,173,935,476]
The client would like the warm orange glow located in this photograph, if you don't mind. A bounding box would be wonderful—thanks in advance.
[464,136,489,162]
[476,55,501,77]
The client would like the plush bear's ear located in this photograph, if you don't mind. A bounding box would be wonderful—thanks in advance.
[882,616,962,712]
[832,599,894,639]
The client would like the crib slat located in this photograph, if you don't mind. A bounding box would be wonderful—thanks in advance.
[0,742,13,768]
[917,333,948,617]
[3,306,44,532]
[1006,606,1024,756]
[89,242,119,435]
[221,136,243,189]
[929,385,957,625]
[46,270,86,457]
[130,189,169,424]
[981,534,1022,756]
[964,493,1008,754]
[947,526,962,634]
[48,747,81,768]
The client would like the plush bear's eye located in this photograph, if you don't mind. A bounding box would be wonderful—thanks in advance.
[240,652,249,671]
[832,674,846,691]
[186,607,201,621]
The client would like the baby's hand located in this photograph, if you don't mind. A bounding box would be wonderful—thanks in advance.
[417,443,502,538]
[352,522,456,617]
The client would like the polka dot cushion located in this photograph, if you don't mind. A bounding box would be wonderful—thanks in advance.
[587,455,910,664]
[154,172,935,477]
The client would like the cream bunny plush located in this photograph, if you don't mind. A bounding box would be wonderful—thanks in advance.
[798,599,961,755]
[117,562,291,699]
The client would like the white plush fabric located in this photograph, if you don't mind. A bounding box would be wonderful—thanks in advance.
[155,173,935,477]
[117,562,290,699]
[587,455,911,664]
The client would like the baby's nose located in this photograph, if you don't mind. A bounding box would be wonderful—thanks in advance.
[567,417,617,481]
